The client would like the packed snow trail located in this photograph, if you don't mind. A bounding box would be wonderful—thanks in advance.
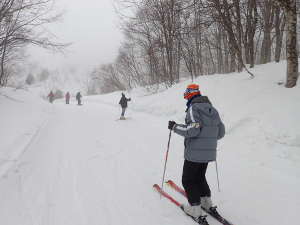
[0,101,205,225]
[0,98,299,225]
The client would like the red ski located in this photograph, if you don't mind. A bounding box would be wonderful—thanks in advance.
[166,180,234,225]
[153,184,209,225]
[153,184,181,207]
[166,180,187,197]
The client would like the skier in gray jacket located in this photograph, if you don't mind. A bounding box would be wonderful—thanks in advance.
[168,84,225,224]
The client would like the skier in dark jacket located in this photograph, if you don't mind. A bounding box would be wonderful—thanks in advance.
[119,93,131,120]
[76,92,82,105]
[168,84,225,224]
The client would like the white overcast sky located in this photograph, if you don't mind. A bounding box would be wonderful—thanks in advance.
[28,0,123,73]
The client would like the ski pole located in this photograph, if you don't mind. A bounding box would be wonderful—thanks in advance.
[215,160,221,192]
[161,129,172,194]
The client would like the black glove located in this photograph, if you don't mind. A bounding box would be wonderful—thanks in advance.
[168,121,176,130]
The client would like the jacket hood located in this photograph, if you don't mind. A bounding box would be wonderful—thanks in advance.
[190,96,218,119]
[190,95,211,105]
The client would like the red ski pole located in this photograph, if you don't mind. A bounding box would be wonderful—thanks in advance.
[161,129,172,194]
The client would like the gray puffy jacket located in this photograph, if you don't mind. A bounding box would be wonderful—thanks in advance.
[173,96,225,163]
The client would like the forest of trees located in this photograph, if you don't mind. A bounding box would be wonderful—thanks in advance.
[0,0,64,86]
[93,0,299,93]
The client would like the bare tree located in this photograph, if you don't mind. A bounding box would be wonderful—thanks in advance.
[275,0,298,88]
[98,0,298,93]
[0,0,66,86]
[92,64,126,93]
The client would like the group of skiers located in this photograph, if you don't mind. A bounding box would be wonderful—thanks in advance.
[49,84,225,225]
[47,91,82,105]
[47,90,131,112]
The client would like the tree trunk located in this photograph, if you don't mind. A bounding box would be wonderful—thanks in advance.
[229,41,237,73]
[233,0,243,72]
[275,9,285,63]
[216,27,224,73]
[0,32,9,86]
[223,33,229,73]
[248,0,258,68]
[285,0,298,88]
[259,0,275,64]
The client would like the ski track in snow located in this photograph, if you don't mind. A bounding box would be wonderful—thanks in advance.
[0,110,51,179]
[0,98,299,225]
[0,101,193,225]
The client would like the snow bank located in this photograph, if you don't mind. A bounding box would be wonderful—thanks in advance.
[88,61,300,159]
[0,87,51,177]
[85,61,300,224]
[87,61,300,189]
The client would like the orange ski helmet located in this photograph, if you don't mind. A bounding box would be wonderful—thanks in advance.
[184,84,201,100]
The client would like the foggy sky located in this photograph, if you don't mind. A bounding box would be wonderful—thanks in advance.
[28,0,123,74]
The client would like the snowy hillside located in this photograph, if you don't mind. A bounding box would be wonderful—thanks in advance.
[0,88,52,177]
[0,62,299,225]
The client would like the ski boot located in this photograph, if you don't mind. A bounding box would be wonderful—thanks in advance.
[182,204,209,225]
[201,197,222,219]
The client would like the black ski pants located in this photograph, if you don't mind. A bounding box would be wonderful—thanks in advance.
[121,107,126,117]
[182,160,211,206]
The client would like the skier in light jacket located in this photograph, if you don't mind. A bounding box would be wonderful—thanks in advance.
[168,84,225,224]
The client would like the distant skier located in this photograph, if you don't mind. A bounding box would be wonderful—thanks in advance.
[119,93,131,120]
[65,92,70,104]
[76,92,82,105]
[168,84,225,224]
[47,91,54,103]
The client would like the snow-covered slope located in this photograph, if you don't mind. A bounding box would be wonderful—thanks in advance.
[90,61,300,168]
[86,61,300,224]
[0,61,299,225]
[0,87,52,177]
